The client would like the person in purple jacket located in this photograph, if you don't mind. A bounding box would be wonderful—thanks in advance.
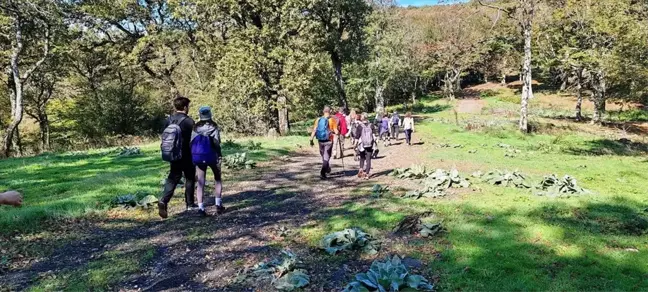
[379,114,390,147]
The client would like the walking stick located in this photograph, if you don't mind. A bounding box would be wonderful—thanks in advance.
[338,135,345,174]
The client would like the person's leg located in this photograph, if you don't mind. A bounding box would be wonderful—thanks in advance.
[161,162,182,205]
[182,159,196,209]
[339,135,345,158]
[324,141,333,173]
[211,164,223,204]
[332,135,339,159]
[211,164,225,214]
[159,161,182,218]
[405,129,411,145]
[195,164,206,209]
[365,148,373,177]
[358,150,366,177]
[319,141,326,177]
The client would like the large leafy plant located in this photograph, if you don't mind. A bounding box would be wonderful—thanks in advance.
[390,165,430,179]
[393,212,444,238]
[237,250,309,291]
[535,174,591,197]
[319,228,380,255]
[111,191,158,209]
[482,170,530,189]
[425,168,471,189]
[343,256,434,292]
[371,184,391,198]
[114,146,141,157]
[223,153,256,169]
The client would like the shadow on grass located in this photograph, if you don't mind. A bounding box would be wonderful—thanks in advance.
[434,200,648,291]
[563,139,648,156]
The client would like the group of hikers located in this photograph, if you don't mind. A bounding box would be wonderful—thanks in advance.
[309,106,415,180]
[2,100,415,219]
[158,96,225,218]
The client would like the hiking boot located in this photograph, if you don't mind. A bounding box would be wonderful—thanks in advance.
[186,203,199,211]
[198,209,208,217]
[158,202,168,219]
[215,205,226,215]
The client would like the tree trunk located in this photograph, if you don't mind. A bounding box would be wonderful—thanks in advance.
[4,73,24,158]
[411,77,418,104]
[375,81,385,113]
[39,113,50,151]
[574,69,583,121]
[592,70,606,124]
[330,51,348,110]
[519,0,534,133]
[277,95,289,136]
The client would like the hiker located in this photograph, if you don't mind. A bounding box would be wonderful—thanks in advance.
[333,107,348,159]
[379,114,390,146]
[0,190,22,207]
[158,96,197,219]
[348,109,358,146]
[355,114,377,179]
[403,112,415,146]
[191,106,225,217]
[390,111,401,140]
[309,106,339,179]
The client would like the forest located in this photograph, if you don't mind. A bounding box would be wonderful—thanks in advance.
[1,0,647,158]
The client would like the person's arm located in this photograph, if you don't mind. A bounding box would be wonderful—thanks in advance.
[0,191,23,207]
[212,127,222,158]
[310,119,317,141]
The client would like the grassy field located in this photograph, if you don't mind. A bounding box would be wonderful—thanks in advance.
[2,88,648,291]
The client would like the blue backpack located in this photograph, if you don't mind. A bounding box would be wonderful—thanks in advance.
[315,117,330,141]
[191,134,217,165]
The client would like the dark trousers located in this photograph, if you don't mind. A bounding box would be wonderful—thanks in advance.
[391,125,399,140]
[405,129,413,145]
[161,158,196,206]
[359,148,373,175]
[319,141,333,176]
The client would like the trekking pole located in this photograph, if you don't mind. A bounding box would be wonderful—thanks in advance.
[338,135,345,174]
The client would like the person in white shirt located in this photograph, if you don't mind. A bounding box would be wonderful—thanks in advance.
[403,112,415,146]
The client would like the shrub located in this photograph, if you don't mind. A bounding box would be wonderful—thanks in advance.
[223,153,256,169]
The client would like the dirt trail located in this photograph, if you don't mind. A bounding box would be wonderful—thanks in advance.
[2,135,431,291]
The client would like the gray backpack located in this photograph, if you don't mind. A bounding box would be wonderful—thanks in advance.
[161,116,187,162]
[360,123,374,148]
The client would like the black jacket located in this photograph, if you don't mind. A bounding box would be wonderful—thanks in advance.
[163,112,195,158]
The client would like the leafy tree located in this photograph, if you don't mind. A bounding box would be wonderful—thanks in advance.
[306,0,372,110]
[478,0,539,132]
[425,4,493,99]
[0,0,62,157]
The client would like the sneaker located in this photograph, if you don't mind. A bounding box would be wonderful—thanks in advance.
[198,209,208,217]
[186,203,199,211]
[158,202,168,219]
[215,205,226,215]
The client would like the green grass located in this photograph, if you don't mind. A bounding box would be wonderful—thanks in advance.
[303,95,648,291]
[3,93,648,291]
[0,136,303,234]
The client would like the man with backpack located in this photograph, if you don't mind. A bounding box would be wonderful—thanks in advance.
[390,111,401,140]
[333,107,348,159]
[355,113,377,179]
[310,106,339,180]
[158,96,196,219]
